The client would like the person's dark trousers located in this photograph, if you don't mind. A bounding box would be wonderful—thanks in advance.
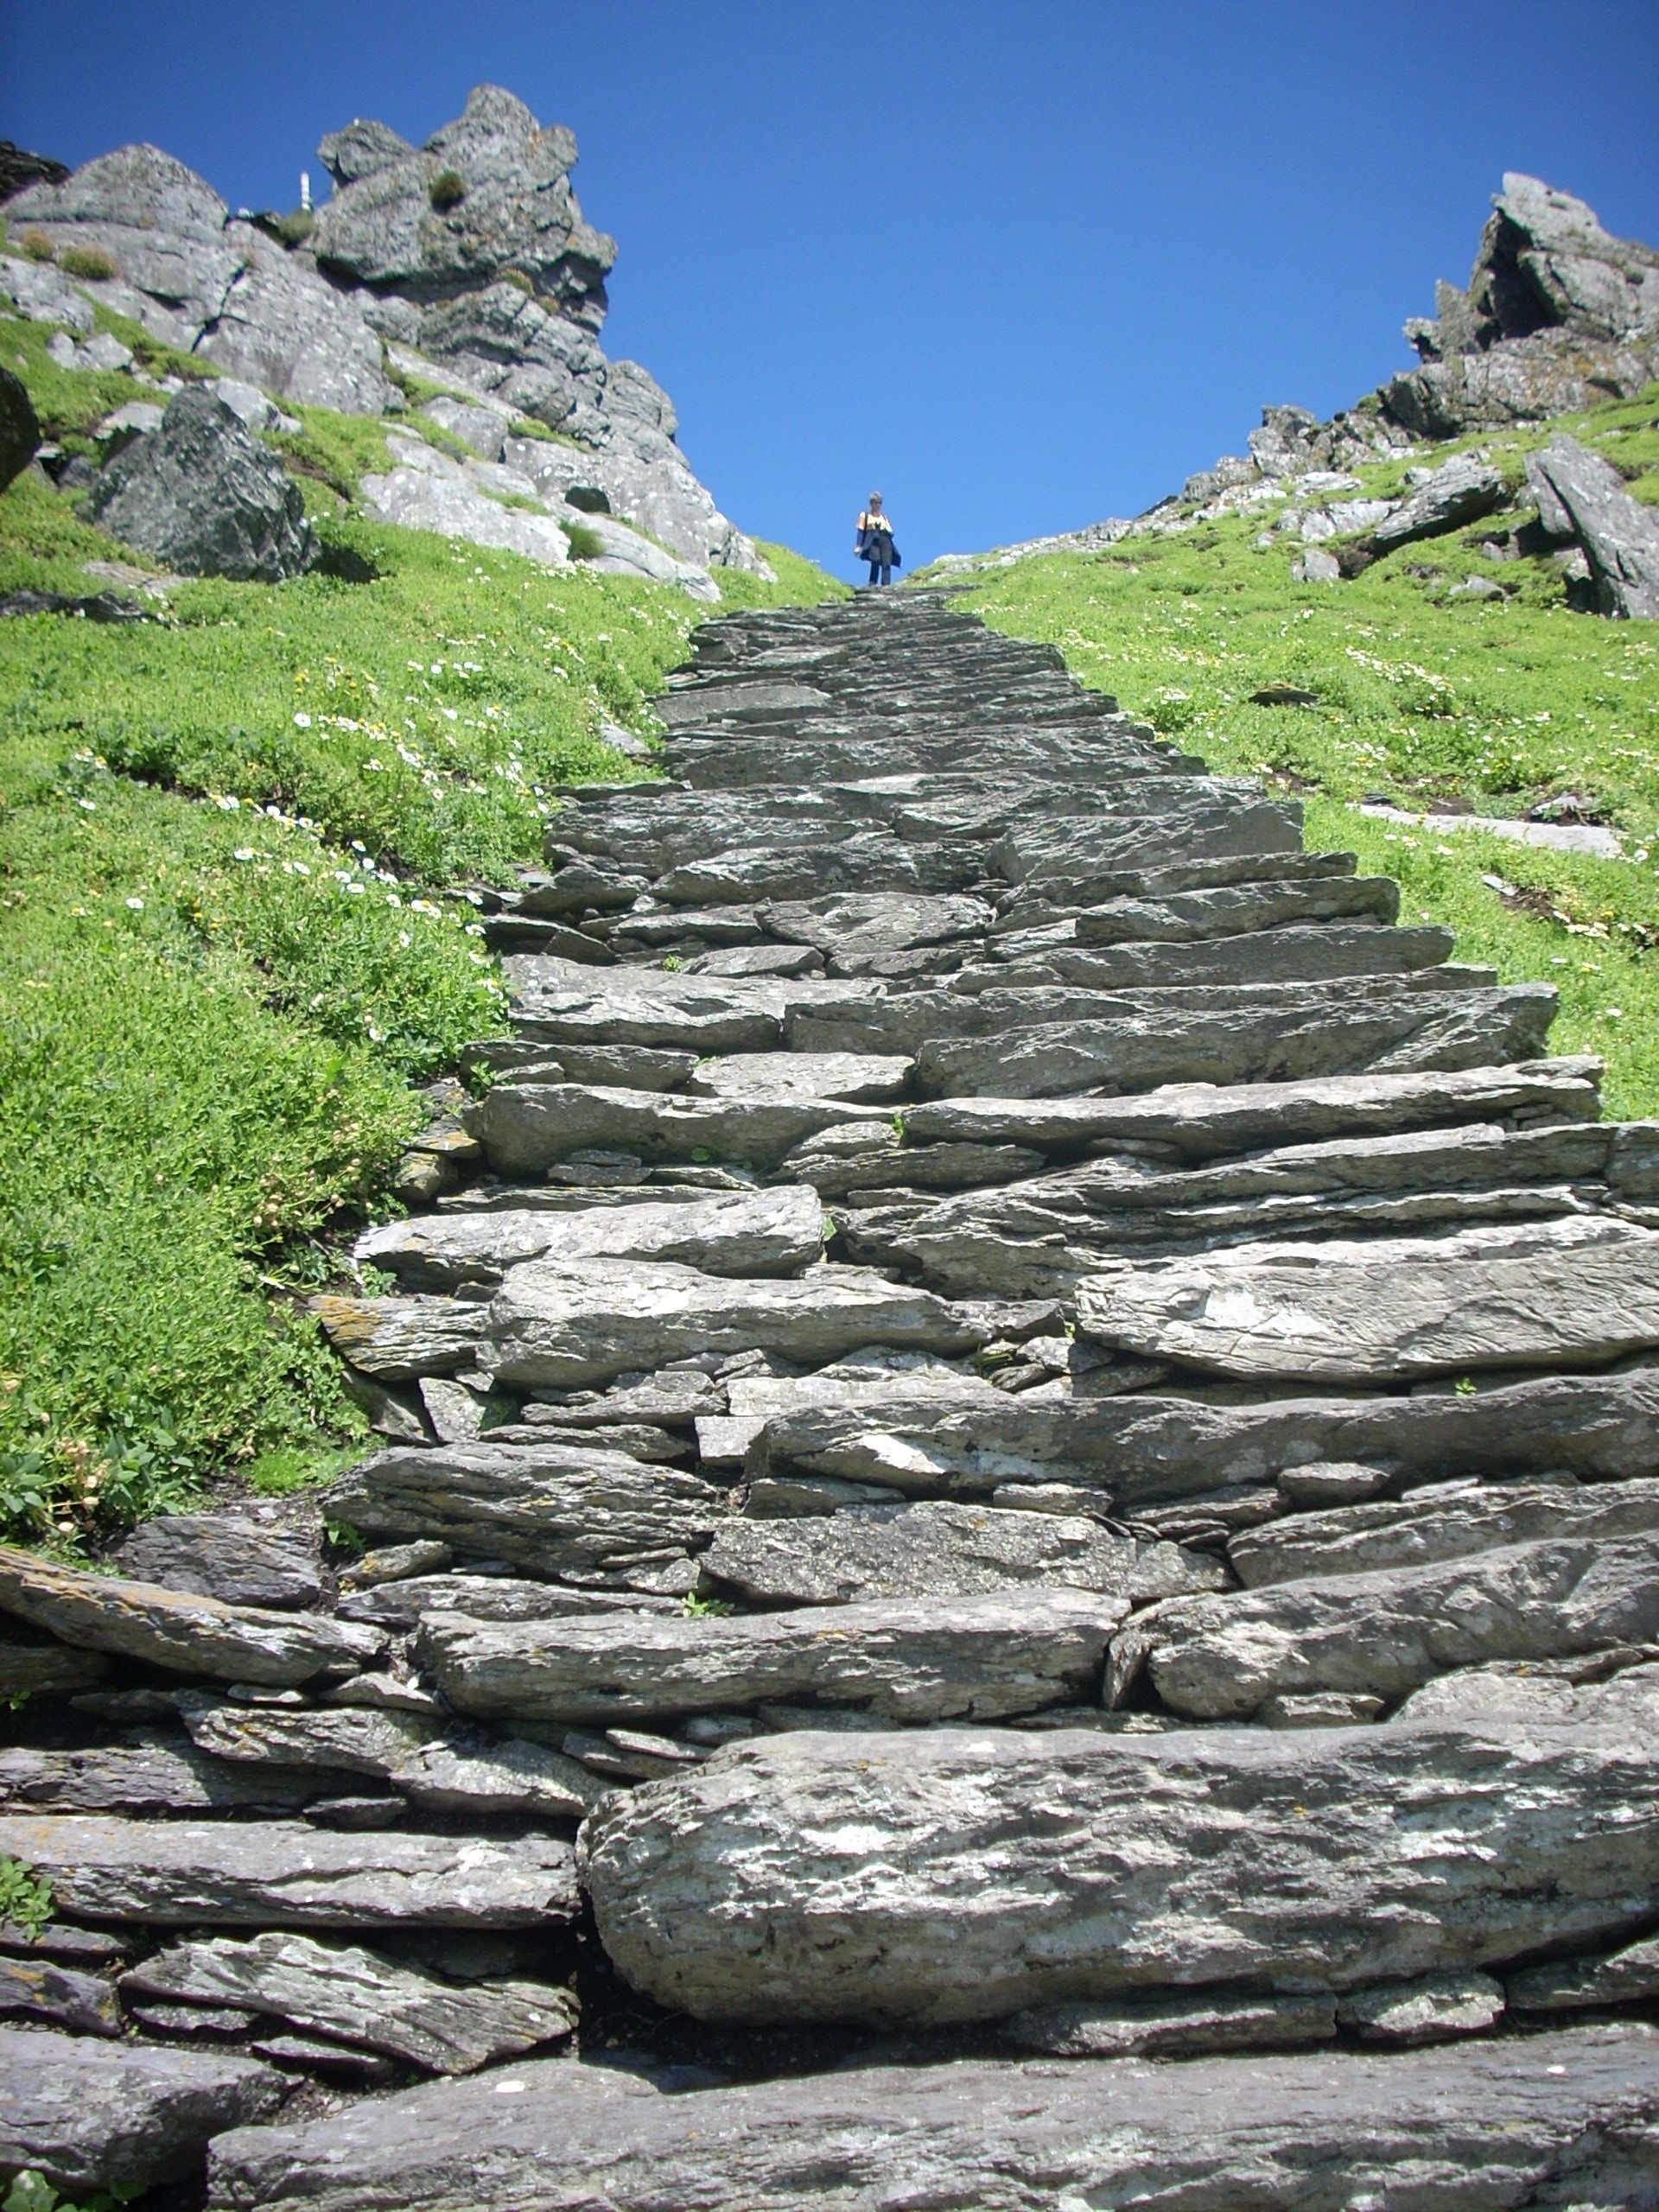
[866,561,892,586]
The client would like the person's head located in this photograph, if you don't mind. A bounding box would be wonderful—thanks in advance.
[868,492,883,511]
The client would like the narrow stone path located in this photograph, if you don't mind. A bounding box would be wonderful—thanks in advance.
[3,591,1659,2205]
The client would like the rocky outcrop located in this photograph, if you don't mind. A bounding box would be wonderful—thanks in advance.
[81,387,319,582]
[1525,432,1659,617]
[5,86,767,575]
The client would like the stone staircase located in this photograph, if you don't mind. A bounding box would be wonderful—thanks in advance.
[3,590,1659,2206]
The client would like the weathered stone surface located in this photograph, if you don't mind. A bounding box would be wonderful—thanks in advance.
[422,1590,1124,1726]
[0,1738,330,1817]
[338,1574,682,1631]
[684,1049,913,1103]
[0,1950,121,2036]
[1337,1972,1505,2044]
[1115,1533,1659,1718]
[1002,1988,1337,2058]
[479,1256,981,1390]
[899,1058,1600,1159]
[1077,1217,1659,1382]
[1229,1474,1659,1586]
[203,2024,1659,2212]
[0,2023,288,2199]
[1510,1933,1659,2012]
[472,1079,856,1173]
[981,921,1454,993]
[1526,433,1659,617]
[504,958,837,1052]
[327,1440,724,1580]
[356,1182,823,1288]
[1368,456,1506,553]
[757,892,994,971]
[1393,1656,1659,1732]
[0,1815,579,1929]
[1074,873,1397,944]
[702,1500,1222,1607]
[179,1696,606,1819]
[83,388,318,582]
[0,1544,379,1685]
[783,1121,1042,1196]
[580,1722,1659,2025]
[197,237,396,414]
[0,1637,105,1701]
[111,1514,322,1611]
[360,435,572,568]
[755,1363,1659,1507]
[123,1932,576,2075]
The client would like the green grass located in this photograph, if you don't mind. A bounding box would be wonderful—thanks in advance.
[0,340,838,1543]
[922,384,1659,1116]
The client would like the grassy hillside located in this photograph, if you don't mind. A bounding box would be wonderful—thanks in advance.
[922,385,1659,1119]
[0,309,840,1544]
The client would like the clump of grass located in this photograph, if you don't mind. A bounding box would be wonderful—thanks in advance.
[17,228,55,264]
[59,245,119,283]
[500,267,535,296]
[429,168,467,212]
[562,518,606,562]
[267,207,315,248]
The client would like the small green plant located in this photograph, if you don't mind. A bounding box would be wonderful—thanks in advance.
[660,953,683,971]
[562,519,607,563]
[499,267,535,296]
[17,228,55,264]
[1454,1376,1478,1397]
[683,1592,735,1618]
[59,244,119,282]
[268,207,315,248]
[323,1516,365,1556]
[2,2171,133,2212]
[890,1109,906,1139]
[0,1856,55,1938]
[429,168,467,212]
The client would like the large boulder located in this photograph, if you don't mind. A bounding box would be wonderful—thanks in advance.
[0,362,40,489]
[82,386,319,582]
[1525,434,1659,617]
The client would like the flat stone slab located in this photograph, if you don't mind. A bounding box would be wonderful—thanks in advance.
[203,2025,1659,2212]
[327,1440,725,1580]
[1114,1533,1659,1718]
[356,1183,824,1289]
[1229,1474,1659,1586]
[479,1256,982,1390]
[683,1050,913,1103]
[339,1574,683,1631]
[702,1500,1223,1606]
[0,1544,380,1687]
[1074,873,1399,944]
[178,1698,607,1820]
[122,1931,576,2075]
[110,1514,322,1610]
[472,1080,862,1173]
[0,2024,288,2200]
[1395,1659,1659,1733]
[754,1363,1659,1508]
[504,962,850,1052]
[580,1722,1659,2025]
[757,891,995,969]
[0,1815,579,1929]
[899,1058,1601,1159]
[1077,1217,1659,1382]
[980,921,1455,994]
[0,1738,330,1817]
[420,1590,1125,1726]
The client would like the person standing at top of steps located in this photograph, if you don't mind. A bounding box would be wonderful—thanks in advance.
[855,493,899,586]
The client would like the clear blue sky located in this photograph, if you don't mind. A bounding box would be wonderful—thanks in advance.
[4,1,1656,575]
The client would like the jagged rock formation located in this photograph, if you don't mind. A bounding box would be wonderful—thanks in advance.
[2,86,768,581]
[3,593,1657,2201]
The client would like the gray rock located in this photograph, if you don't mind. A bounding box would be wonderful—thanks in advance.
[421,1589,1124,1726]
[757,892,994,970]
[702,1499,1222,1607]
[338,1539,453,1588]
[0,1542,380,1685]
[1113,1533,1659,1718]
[0,363,40,489]
[313,1292,490,1381]
[1525,434,1659,617]
[979,920,1455,993]
[479,1256,981,1391]
[1077,1216,1659,1382]
[1074,872,1397,944]
[1336,1972,1505,2044]
[196,232,397,415]
[179,1696,606,1819]
[580,1721,1659,2024]
[898,1057,1600,1160]
[1510,1933,1659,2012]
[1002,1988,1337,2058]
[326,1440,725,1580]
[123,1931,576,2074]
[6,143,242,332]
[1393,1656,1659,1732]
[0,250,96,331]
[0,1814,579,1929]
[419,392,510,457]
[1229,1474,1659,1586]
[0,1950,121,2036]
[339,1574,680,1631]
[1368,456,1506,553]
[0,2023,288,2200]
[355,1183,823,1288]
[111,1514,322,1611]
[684,1050,913,1103]
[361,435,571,568]
[0,1638,105,1701]
[204,2024,1659,2212]
[0,1738,331,1816]
[82,385,318,582]
[472,1080,856,1174]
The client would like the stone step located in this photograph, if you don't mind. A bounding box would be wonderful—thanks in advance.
[0,1815,580,1930]
[1077,1214,1659,1382]
[965,919,1456,993]
[580,1723,1659,2027]
[200,2024,1659,2212]
[419,1588,1126,1727]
